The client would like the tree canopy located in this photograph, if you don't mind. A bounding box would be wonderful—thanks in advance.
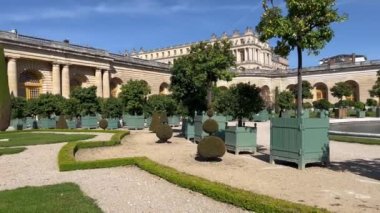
[278,91,295,111]
[145,94,177,116]
[70,86,100,116]
[170,40,236,116]
[256,0,346,117]
[119,79,151,115]
[369,70,380,106]
[331,82,352,101]
[289,81,313,100]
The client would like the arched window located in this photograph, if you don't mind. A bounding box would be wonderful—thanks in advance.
[345,80,360,102]
[19,70,43,99]
[110,77,123,98]
[159,82,170,95]
[313,82,328,101]
[260,85,271,107]
[70,74,88,93]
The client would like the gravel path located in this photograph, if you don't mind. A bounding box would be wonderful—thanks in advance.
[0,136,246,212]
[77,122,380,213]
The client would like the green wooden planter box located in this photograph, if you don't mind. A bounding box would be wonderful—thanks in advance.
[270,117,329,170]
[168,116,180,127]
[146,117,152,128]
[25,117,34,128]
[11,118,25,130]
[107,118,119,129]
[356,110,366,118]
[194,112,227,142]
[318,110,329,118]
[376,107,380,117]
[123,114,145,130]
[225,126,257,155]
[182,118,195,140]
[38,118,56,129]
[66,119,77,129]
[253,110,269,122]
[81,115,98,129]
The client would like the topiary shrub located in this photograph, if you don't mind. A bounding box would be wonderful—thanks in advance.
[197,111,225,160]
[99,119,108,130]
[57,115,68,129]
[156,123,173,143]
[0,47,11,131]
[313,99,332,111]
[354,101,365,111]
[203,119,218,135]
[197,136,226,159]
[206,109,214,117]
[150,111,167,132]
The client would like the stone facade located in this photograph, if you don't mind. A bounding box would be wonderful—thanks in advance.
[1,30,379,107]
[130,27,289,71]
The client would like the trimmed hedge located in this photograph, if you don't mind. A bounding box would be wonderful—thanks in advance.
[329,135,380,145]
[0,147,26,156]
[57,130,327,212]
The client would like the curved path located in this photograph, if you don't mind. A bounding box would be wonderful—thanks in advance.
[77,123,380,213]
[0,132,246,213]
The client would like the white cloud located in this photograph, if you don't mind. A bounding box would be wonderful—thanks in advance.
[0,0,261,22]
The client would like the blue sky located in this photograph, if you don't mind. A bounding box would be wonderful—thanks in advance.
[0,0,379,68]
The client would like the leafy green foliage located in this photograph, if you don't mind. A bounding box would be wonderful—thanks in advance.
[302,102,312,109]
[313,99,332,111]
[214,83,264,126]
[369,70,380,106]
[354,101,365,111]
[331,82,352,101]
[289,81,313,100]
[26,93,65,118]
[100,97,123,118]
[119,80,151,115]
[213,87,233,116]
[145,94,177,116]
[62,98,80,119]
[256,0,346,115]
[278,91,295,110]
[170,40,236,115]
[334,100,354,108]
[70,86,100,116]
[366,98,378,107]
[11,96,27,119]
[0,47,11,131]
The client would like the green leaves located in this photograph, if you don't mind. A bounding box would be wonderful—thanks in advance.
[145,94,177,116]
[70,86,100,116]
[331,82,352,100]
[289,80,313,100]
[100,97,123,118]
[369,70,380,105]
[119,80,151,115]
[278,91,295,110]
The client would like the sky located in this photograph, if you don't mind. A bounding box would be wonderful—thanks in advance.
[0,0,379,68]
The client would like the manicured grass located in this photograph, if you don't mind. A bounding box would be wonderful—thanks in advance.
[58,130,327,213]
[329,135,380,145]
[0,147,26,156]
[0,132,95,147]
[0,183,102,213]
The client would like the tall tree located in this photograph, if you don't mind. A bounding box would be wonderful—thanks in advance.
[170,40,235,115]
[256,0,346,117]
[70,86,100,115]
[369,70,380,106]
[289,80,313,101]
[119,79,151,115]
[331,82,352,102]
[0,47,11,131]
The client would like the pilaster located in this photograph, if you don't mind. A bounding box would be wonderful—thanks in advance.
[7,58,18,96]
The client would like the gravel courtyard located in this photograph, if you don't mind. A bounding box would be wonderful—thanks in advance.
[76,122,380,213]
[0,132,246,213]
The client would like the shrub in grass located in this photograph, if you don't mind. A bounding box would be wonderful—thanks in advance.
[99,119,108,130]
[156,123,173,142]
[0,47,11,131]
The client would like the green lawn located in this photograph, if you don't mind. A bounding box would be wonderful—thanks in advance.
[0,132,95,147]
[0,183,102,213]
[0,147,26,156]
[329,135,380,145]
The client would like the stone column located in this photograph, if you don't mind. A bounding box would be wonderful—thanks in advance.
[236,49,241,63]
[61,64,70,98]
[7,58,18,96]
[102,70,110,98]
[244,48,249,62]
[249,48,254,61]
[52,63,61,95]
[95,68,103,97]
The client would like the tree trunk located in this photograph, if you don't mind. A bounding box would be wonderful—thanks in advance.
[207,82,212,108]
[238,118,243,127]
[296,46,303,118]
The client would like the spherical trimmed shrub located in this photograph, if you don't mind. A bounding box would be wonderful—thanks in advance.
[202,119,218,135]
[99,119,108,130]
[197,136,226,159]
[206,109,214,118]
[156,123,173,142]
[149,112,160,132]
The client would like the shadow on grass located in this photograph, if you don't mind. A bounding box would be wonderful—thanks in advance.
[328,158,380,181]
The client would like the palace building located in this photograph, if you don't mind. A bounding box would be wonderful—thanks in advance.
[0,29,379,107]
[130,27,289,71]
